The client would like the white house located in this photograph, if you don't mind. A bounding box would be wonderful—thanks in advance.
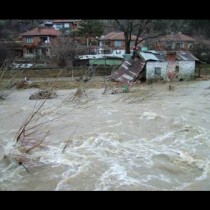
[138,51,168,80]
[110,50,200,83]
[139,50,200,80]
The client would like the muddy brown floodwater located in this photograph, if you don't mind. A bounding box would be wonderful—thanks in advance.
[0,80,210,190]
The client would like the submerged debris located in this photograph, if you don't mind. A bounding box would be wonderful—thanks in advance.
[29,89,57,100]
[16,80,39,89]
[0,92,9,100]
[169,85,175,91]
[70,87,86,101]
[115,90,154,104]
[16,80,27,89]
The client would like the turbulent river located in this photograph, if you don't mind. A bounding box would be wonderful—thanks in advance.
[0,80,210,191]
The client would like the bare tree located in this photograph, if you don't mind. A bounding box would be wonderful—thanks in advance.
[49,35,77,68]
[0,41,20,99]
[114,20,165,54]
[0,41,15,68]
[163,19,191,34]
[192,33,210,64]
[102,20,118,34]
[114,19,192,55]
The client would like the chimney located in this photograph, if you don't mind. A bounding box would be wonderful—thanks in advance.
[166,51,176,62]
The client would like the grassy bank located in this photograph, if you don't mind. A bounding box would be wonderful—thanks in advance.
[1,66,116,79]
[1,64,209,92]
[0,66,120,91]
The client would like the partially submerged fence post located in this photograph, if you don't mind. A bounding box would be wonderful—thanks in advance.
[71,66,74,78]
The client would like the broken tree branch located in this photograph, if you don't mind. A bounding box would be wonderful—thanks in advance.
[62,127,77,153]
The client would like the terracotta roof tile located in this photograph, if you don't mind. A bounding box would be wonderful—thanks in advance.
[159,33,195,42]
[100,32,138,41]
[20,27,62,36]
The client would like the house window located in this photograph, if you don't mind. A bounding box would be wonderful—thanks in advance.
[100,41,106,47]
[26,37,33,43]
[114,41,121,47]
[167,42,175,50]
[176,42,184,49]
[64,23,70,28]
[188,42,193,48]
[54,24,63,30]
[155,67,161,76]
[40,36,50,43]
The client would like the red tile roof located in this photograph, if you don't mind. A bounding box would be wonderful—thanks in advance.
[100,32,138,41]
[20,27,62,36]
[159,32,195,42]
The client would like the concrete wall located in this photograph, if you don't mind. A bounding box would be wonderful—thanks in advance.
[146,60,195,80]
[146,61,168,79]
[167,60,195,79]
[177,61,195,77]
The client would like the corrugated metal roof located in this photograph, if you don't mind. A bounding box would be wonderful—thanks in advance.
[139,52,159,61]
[138,51,166,61]
[110,58,145,83]
[155,53,166,61]
[138,50,199,62]
[176,51,199,61]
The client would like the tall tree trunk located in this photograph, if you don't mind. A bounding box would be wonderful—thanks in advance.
[125,41,130,54]
[124,31,130,54]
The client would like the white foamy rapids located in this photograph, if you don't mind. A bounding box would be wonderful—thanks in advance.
[94,163,156,191]
[140,112,159,120]
[53,133,158,191]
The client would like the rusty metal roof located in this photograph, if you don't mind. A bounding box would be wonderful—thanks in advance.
[176,51,199,61]
[139,50,198,62]
[110,58,145,83]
